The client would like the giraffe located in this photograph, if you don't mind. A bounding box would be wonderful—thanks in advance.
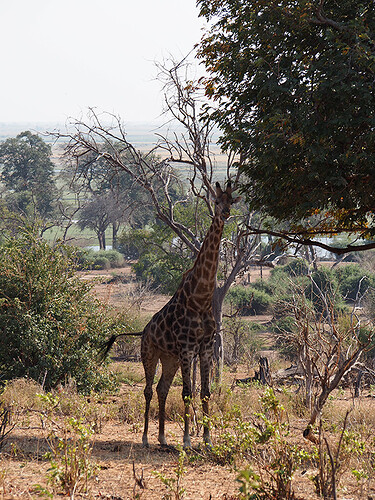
[140,181,240,448]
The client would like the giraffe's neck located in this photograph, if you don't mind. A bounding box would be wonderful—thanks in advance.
[180,214,224,310]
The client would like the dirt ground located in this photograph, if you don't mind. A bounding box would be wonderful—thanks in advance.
[0,408,240,499]
[1,377,374,500]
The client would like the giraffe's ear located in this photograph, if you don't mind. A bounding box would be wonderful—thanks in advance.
[232,196,242,204]
[216,182,223,196]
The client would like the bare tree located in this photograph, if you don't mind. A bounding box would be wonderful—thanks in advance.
[277,278,373,443]
[52,59,264,378]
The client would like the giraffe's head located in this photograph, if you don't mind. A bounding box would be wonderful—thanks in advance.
[215,181,241,220]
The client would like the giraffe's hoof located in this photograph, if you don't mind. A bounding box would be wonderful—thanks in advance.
[183,435,192,450]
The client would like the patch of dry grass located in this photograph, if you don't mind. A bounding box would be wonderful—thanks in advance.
[1,367,375,499]
[1,379,45,411]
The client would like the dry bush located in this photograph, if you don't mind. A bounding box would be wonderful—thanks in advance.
[110,362,144,385]
[118,388,150,427]
[1,378,45,412]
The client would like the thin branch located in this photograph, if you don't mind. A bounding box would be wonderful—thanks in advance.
[245,225,375,255]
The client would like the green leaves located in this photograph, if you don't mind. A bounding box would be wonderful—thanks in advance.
[198,0,375,236]
[0,226,127,393]
[120,198,213,294]
[0,131,57,218]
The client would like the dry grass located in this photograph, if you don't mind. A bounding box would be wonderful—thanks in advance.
[0,369,374,499]
[1,379,45,412]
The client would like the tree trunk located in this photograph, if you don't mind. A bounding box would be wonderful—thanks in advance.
[254,357,271,385]
[212,286,226,385]
[308,245,318,271]
[112,222,120,250]
[98,231,106,250]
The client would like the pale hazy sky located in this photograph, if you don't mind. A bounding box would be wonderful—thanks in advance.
[0,0,205,125]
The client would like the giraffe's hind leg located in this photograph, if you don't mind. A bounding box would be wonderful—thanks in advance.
[180,354,194,449]
[156,356,179,446]
[142,352,159,448]
[200,350,213,447]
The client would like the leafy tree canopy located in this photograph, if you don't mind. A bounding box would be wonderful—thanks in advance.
[198,0,375,242]
[0,131,57,217]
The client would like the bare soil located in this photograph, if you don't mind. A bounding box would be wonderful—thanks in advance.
[2,378,374,499]
[0,405,240,499]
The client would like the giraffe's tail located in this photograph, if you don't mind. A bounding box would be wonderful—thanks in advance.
[99,331,143,361]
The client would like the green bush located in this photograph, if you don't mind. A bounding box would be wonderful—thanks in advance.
[72,248,125,271]
[119,225,192,294]
[92,256,111,270]
[73,248,95,270]
[96,250,124,268]
[268,268,295,296]
[280,258,310,277]
[0,227,129,393]
[334,263,375,302]
[118,228,144,260]
[269,260,311,292]
[226,286,272,315]
[251,278,274,296]
[224,317,264,364]
[306,267,347,315]
[133,252,188,294]
[273,316,298,359]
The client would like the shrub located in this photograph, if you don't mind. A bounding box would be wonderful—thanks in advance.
[73,248,125,271]
[236,388,309,500]
[334,263,375,302]
[226,286,272,315]
[306,267,347,315]
[223,318,264,365]
[268,268,298,297]
[72,248,95,270]
[280,258,310,277]
[133,252,188,294]
[117,228,144,260]
[91,255,110,270]
[251,278,274,296]
[95,250,124,268]
[119,225,192,294]
[0,226,129,393]
[38,394,98,497]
